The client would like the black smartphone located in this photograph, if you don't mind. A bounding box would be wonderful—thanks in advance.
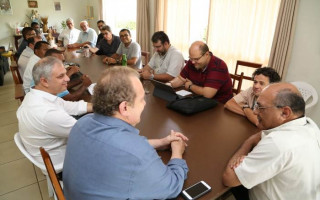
[181,181,211,200]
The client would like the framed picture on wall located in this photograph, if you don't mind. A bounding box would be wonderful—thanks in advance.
[54,2,61,11]
[28,0,38,8]
[0,0,13,15]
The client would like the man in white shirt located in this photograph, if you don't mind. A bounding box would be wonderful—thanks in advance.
[17,56,92,172]
[222,82,320,200]
[23,41,50,93]
[67,20,97,48]
[58,18,81,47]
[140,31,185,82]
[17,35,42,78]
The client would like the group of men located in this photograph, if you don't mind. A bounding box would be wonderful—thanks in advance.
[15,18,320,200]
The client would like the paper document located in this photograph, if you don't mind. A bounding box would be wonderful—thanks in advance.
[87,83,96,95]
[176,90,192,96]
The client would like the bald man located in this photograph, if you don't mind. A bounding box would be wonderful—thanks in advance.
[169,41,233,103]
[67,20,97,48]
[222,82,320,200]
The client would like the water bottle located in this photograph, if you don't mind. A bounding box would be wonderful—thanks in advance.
[122,54,127,66]
[83,46,90,57]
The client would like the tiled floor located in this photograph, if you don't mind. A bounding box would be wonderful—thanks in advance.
[0,71,236,200]
[0,72,54,200]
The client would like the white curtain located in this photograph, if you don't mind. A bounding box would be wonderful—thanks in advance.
[207,0,281,74]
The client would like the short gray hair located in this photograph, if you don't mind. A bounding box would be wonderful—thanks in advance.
[273,88,305,117]
[66,18,74,23]
[33,56,63,85]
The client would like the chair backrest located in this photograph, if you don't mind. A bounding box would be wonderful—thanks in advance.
[14,133,47,173]
[235,60,263,81]
[141,51,150,67]
[291,81,318,110]
[10,63,23,84]
[40,147,66,200]
[230,72,244,95]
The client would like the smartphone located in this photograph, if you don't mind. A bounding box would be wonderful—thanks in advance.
[181,181,211,200]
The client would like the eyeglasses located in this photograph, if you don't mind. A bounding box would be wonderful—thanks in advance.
[189,53,205,62]
[120,34,129,38]
[253,103,283,111]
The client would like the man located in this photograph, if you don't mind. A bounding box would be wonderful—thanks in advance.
[63,66,189,199]
[31,22,47,42]
[169,41,233,103]
[140,31,185,82]
[17,56,92,172]
[17,35,42,78]
[96,20,106,47]
[44,49,92,101]
[104,29,142,68]
[225,67,280,125]
[23,41,50,93]
[58,18,81,47]
[16,27,36,59]
[222,82,320,200]
[88,25,120,57]
[67,20,97,48]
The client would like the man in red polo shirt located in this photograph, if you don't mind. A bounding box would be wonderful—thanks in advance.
[169,41,233,103]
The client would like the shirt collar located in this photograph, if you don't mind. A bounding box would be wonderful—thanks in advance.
[92,113,139,135]
[263,116,307,135]
[30,88,59,102]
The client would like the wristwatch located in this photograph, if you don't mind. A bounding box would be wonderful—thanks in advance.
[188,84,193,91]
[242,105,250,110]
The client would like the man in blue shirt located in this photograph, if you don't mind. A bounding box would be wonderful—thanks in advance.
[67,20,98,48]
[63,66,189,200]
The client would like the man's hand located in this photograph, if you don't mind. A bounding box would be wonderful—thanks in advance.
[171,139,186,159]
[66,66,80,77]
[184,78,193,90]
[141,69,153,79]
[81,75,92,87]
[103,57,117,64]
[229,155,245,169]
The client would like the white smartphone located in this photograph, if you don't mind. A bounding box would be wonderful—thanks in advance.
[181,181,211,200]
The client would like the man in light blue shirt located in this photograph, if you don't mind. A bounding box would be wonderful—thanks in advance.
[63,66,189,200]
[67,20,97,48]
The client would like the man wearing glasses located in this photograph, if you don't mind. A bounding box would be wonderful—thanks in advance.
[16,27,36,59]
[140,31,185,82]
[105,29,142,68]
[222,82,320,200]
[169,41,233,103]
[225,67,280,126]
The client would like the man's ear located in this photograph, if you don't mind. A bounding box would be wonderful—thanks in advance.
[280,106,292,120]
[40,77,49,88]
[118,101,129,116]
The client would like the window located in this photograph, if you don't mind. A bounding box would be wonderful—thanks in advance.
[102,0,137,40]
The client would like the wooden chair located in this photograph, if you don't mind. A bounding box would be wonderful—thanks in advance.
[141,51,150,67]
[230,72,244,95]
[40,147,66,200]
[235,60,263,81]
[10,63,23,84]
[10,63,25,102]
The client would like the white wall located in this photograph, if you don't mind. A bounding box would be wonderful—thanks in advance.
[0,0,89,49]
[285,0,320,126]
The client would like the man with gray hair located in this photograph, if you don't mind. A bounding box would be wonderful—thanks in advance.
[58,18,81,47]
[223,82,320,200]
[17,56,92,172]
[63,66,189,199]
[67,20,98,48]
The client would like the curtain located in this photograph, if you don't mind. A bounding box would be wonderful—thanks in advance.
[137,0,150,52]
[207,0,281,74]
[268,0,300,79]
[155,0,191,55]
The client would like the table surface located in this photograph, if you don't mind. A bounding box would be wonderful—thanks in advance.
[63,49,260,200]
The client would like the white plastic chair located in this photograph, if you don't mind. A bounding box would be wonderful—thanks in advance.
[14,132,59,200]
[291,81,318,110]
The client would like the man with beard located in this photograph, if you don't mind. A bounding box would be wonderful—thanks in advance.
[225,67,280,126]
[140,31,185,82]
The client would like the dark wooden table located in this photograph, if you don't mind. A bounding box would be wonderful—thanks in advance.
[64,49,259,199]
